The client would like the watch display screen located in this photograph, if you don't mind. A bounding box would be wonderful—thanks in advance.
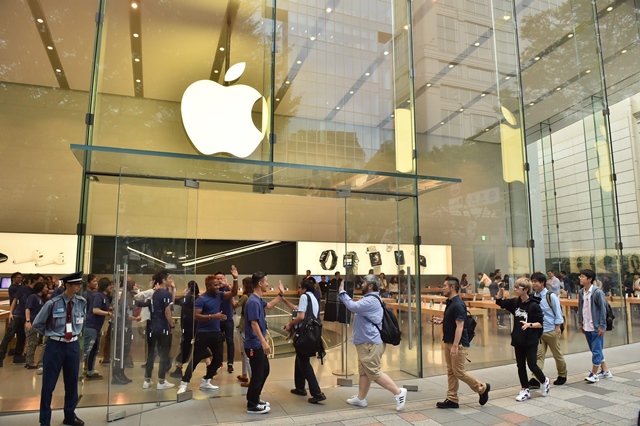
[419,255,427,267]
[343,254,354,267]
[394,250,405,266]
[369,251,382,266]
[319,250,329,263]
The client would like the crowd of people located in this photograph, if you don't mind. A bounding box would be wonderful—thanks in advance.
[0,264,618,423]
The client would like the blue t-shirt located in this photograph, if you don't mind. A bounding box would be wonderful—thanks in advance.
[220,288,234,321]
[195,292,223,332]
[150,288,173,333]
[86,292,110,330]
[13,286,34,318]
[25,293,45,320]
[244,294,267,350]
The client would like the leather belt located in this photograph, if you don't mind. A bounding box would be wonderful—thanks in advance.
[48,336,79,342]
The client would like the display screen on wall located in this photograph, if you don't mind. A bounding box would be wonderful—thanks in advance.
[91,236,296,275]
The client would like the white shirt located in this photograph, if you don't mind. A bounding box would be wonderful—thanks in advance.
[582,285,595,332]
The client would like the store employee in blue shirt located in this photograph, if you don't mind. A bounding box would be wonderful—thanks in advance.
[32,271,87,426]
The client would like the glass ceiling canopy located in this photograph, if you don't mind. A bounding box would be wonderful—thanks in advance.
[71,145,460,200]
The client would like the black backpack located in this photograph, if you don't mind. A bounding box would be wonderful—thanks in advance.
[367,295,402,346]
[293,294,325,358]
[465,310,477,343]
[594,288,615,331]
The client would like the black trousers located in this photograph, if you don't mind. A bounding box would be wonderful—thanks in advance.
[40,339,80,425]
[182,331,223,383]
[145,332,172,380]
[176,323,194,365]
[515,344,545,388]
[113,321,133,375]
[294,349,321,397]
[0,316,26,360]
[246,347,270,408]
[222,320,235,364]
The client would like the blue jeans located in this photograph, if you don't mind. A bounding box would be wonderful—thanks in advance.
[583,330,605,366]
[83,327,101,372]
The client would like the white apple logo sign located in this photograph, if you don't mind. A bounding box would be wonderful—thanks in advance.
[181,62,266,157]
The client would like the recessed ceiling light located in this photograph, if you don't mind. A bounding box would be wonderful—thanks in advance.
[505,76,511,80]
[349,91,354,94]
[219,47,225,51]
[448,64,454,68]
[134,58,140,62]
[47,45,53,50]
[459,108,464,112]
[529,102,535,106]
[336,106,340,110]
[606,6,613,11]
[503,15,510,20]
[391,114,395,118]
[214,70,219,73]
[621,49,627,53]
[310,36,316,41]
[365,72,370,76]
[131,2,138,9]
[426,83,432,87]
[556,87,561,91]
[326,7,332,12]
[440,121,445,125]
[285,80,290,84]
[485,128,489,132]
[275,98,280,101]
[534,56,540,61]
[404,25,409,30]
[291,27,294,30]
[135,79,141,83]
[55,68,61,73]
[585,69,591,73]
[133,33,139,38]
[36,18,44,23]
[296,60,301,64]
[567,33,574,38]
[481,93,487,97]
[383,51,389,55]
[474,42,480,46]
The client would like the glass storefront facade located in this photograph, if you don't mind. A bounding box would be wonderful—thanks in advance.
[1,0,639,417]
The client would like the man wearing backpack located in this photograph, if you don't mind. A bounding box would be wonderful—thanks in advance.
[578,269,613,382]
[283,280,326,404]
[338,274,407,411]
[432,276,490,409]
[528,272,567,388]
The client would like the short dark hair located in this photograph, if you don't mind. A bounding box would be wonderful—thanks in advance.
[547,270,554,274]
[88,274,96,283]
[153,270,169,285]
[445,276,460,292]
[580,269,596,283]
[214,271,225,276]
[33,282,46,294]
[301,280,315,293]
[251,272,266,289]
[11,272,22,282]
[98,277,112,293]
[531,272,546,284]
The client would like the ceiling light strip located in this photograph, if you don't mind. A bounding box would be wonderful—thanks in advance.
[181,241,282,267]
[26,0,69,89]
[129,1,144,97]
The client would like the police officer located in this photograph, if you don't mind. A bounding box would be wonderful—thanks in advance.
[33,271,87,426]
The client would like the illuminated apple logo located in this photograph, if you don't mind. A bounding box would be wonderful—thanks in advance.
[181,63,266,157]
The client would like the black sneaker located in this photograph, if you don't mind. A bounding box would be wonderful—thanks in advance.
[436,399,459,409]
[227,364,234,373]
[290,388,307,396]
[85,372,103,380]
[528,378,540,389]
[308,393,326,404]
[479,383,490,406]
[553,376,567,385]
[247,405,270,414]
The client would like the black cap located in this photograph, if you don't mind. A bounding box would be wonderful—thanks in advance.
[61,271,84,284]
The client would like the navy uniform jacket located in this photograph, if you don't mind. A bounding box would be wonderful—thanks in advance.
[32,292,87,338]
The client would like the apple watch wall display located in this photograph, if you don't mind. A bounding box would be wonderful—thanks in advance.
[419,255,427,271]
[394,250,405,266]
[319,249,338,270]
[366,245,382,267]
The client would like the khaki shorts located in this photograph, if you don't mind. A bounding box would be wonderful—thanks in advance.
[356,342,386,380]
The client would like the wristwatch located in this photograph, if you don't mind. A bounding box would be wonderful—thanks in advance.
[319,249,338,270]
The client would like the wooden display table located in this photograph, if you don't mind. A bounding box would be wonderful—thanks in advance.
[386,302,489,346]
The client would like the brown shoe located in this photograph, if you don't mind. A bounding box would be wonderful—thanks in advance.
[241,381,250,387]
[237,375,249,383]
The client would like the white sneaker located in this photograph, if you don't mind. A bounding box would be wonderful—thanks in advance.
[597,370,613,379]
[199,378,219,391]
[515,388,531,402]
[394,388,407,411]
[247,405,270,414]
[541,378,550,397]
[36,367,43,375]
[585,372,599,383]
[142,380,153,389]
[347,395,368,407]
[258,400,270,407]
[177,382,188,394]
[157,381,175,390]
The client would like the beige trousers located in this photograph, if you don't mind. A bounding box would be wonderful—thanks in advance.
[443,342,486,403]
[536,331,567,377]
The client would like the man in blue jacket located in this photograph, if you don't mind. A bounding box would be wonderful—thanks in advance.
[578,269,612,382]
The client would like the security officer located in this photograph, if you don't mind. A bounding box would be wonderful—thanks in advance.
[33,271,87,426]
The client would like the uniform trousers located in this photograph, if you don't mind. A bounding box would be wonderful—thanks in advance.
[182,331,223,383]
[40,339,80,425]
[0,316,26,360]
[246,347,269,408]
